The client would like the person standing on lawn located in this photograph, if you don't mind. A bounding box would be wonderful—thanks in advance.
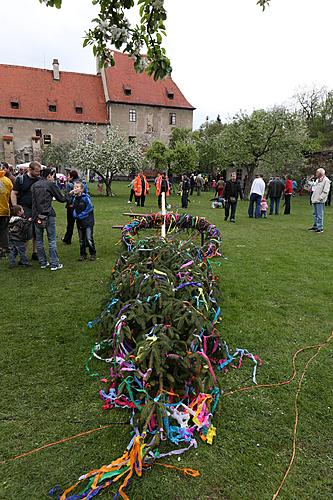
[11,161,41,260]
[31,167,66,271]
[284,175,293,215]
[62,170,85,245]
[8,205,32,268]
[308,168,331,233]
[248,174,265,218]
[133,172,149,208]
[156,172,170,209]
[181,175,191,209]
[0,165,13,258]
[189,174,195,196]
[267,175,284,215]
[73,181,97,261]
[224,172,243,223]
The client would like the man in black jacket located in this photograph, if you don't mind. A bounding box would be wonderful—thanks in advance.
[224,172,243,223]
[267,175,284,215]
[31,168,66,271]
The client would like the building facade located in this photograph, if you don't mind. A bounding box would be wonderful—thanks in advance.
[0,53,194,165]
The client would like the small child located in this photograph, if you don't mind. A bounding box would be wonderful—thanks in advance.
[260,197,268,218]
[8,205,32,268]
[73,181,96,261]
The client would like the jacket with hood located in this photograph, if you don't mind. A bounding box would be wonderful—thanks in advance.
[0,170,13,217]
[8,216,31,242]
[73,193,94,228]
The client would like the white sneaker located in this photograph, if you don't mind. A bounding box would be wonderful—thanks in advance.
[40,262,50,269]
[51,263,63,271]
[127,201,131,203]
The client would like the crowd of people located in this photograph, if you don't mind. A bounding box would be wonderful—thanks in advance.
[1,162,332,271]
[0,161,96,270]
[209,170,331,229]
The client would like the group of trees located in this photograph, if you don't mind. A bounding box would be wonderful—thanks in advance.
[145,105,319,190]
[42,93,330,196]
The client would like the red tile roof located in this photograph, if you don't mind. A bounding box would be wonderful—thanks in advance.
[104,52,195,110]
[0,64,108,124]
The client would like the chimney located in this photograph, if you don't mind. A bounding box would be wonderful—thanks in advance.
[52,59,60,80]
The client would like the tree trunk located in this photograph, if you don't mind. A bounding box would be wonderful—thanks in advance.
[244,163,257,196]
[105,172,114,197]
[105,180,112,196]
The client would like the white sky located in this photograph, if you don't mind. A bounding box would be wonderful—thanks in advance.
[1,0,333,129]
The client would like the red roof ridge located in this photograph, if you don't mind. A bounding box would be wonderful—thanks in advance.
[0,63,99,78]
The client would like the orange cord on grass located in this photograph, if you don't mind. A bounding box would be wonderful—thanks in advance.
[0,424,114,466]
[223,331,333,499]
[0,333,332,500]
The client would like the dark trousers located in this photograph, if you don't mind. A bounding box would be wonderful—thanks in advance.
[129,189,135,202]
[248,193,262,218]
[269,197,280,215]
[190,186,194,196]
[225,200,237,220]
[8,240,29,265]
[181,190,189,208]
[136,195,145,207]
[62,207,75,244]
[0,216,9,252]
[284,194,291,214]
[77,225,96,257]
[158,192,168,209]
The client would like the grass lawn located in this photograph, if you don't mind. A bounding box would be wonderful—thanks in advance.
[1,182,332,499]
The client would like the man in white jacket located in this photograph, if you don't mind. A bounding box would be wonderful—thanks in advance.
[309,168,331,233]
[248,174,266,218]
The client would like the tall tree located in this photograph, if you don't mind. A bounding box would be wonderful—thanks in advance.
[39,0,271,79]
[146,140,170,170]
[71,125,144,196]
[294,87,333,148]
[168,142,199,176]
[219,109,310,191]
[42,141,75,169]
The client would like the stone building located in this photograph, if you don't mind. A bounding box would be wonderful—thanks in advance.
[0,53,194,165]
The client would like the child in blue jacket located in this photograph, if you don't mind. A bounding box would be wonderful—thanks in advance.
[72,182,96,261]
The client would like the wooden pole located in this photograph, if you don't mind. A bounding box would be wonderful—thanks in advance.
[161,192,166,239]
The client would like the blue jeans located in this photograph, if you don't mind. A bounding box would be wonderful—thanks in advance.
[248,193,262,218]
[269,197,280,215]
[77,225,96,257]
[8,241,29,265]
[34,216,59,267]
[313,203,324,230]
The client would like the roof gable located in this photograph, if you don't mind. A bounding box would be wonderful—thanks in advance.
[104,52,195,110]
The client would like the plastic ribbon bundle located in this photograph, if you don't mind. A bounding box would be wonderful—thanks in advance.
[51,216,260,499]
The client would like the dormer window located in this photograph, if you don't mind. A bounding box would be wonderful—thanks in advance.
[75,106,83,114]
[10,100,19,109]
[167,91,174,100]
[48,104,57,112]
[124,87,131,96]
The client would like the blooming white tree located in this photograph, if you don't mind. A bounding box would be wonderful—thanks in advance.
[70,125,144,196]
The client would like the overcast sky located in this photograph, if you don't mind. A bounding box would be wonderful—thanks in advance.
[1,0,333,129]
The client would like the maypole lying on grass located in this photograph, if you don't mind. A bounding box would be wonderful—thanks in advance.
[50,213,261,500]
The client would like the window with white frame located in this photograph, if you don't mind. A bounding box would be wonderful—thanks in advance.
[129,109,136,122]
[169,112,176,125]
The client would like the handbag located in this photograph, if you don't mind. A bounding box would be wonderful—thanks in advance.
[36,214,48,229]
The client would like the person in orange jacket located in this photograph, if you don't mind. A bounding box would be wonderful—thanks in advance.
[133,172,149,207]
[155,172,170,209]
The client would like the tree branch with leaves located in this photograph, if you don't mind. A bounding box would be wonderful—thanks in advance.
[39,0,271,79]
